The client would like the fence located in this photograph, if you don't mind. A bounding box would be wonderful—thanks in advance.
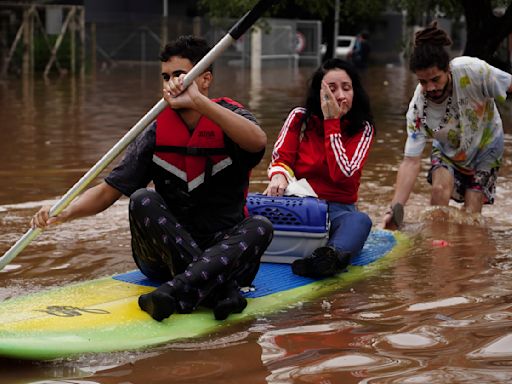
[90,17,322,68]
[0,3,85,78]
[0,5,323,78]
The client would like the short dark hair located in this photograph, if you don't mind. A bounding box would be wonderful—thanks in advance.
[160,35,213,72]
[304,58,373,136]
[409,21,451,72]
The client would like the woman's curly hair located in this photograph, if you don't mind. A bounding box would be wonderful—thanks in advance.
[303,58,373,137]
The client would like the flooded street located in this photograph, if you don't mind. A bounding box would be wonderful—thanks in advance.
[1,62,512,383]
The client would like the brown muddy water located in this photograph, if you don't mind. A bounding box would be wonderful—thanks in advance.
[1,62,512,384]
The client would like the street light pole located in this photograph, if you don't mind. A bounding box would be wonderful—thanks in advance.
[161,0,169,48]
[332,0,340,58]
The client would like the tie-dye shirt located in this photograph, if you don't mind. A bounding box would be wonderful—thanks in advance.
[404,56,511,173]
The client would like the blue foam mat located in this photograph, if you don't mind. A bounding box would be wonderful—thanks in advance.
[113,230,396,299]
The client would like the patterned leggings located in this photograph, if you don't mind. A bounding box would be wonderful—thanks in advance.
[128,188,273,312]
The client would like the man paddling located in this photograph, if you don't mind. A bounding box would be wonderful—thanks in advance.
[31,35,273,322]
[382,22,512,229]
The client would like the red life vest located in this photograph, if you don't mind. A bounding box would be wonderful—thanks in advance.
[153,98,238,191]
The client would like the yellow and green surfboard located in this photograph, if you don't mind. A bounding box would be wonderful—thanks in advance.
[0,229,408,360]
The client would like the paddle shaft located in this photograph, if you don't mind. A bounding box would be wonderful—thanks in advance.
[0,0,278,270]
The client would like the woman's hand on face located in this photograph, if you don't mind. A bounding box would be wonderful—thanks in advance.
[263,174,289,196]
[320,80,342,120]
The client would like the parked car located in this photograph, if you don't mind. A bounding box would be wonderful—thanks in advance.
[334,35,356,60]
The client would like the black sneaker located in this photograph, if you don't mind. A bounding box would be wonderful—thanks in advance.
[291,246,351,278]
[138,283,177,322]
[210,282,248,321]
[213,292,247,321]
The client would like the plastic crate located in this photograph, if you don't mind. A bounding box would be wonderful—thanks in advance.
[246,194,329,263]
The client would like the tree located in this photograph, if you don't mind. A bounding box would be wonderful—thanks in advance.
[197,0,332,19]
[388,0,512,69]
[199,0,512,69]
[461,0,512,70]
[198,0,387,58]
[198,0,386,27]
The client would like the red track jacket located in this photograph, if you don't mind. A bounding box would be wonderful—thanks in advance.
[268,107,374,204]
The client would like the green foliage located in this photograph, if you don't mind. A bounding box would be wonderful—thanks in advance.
[198,0,333,19]
[198,0,512,64]
[11,34,73,74]
[198,0,257,18]
[387,0,511,25]
[387,0,463,24]
[199,0,510,24]
[198,0,390,30]
[338,0,388,23]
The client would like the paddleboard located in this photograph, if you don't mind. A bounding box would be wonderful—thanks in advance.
[0,229,408,360]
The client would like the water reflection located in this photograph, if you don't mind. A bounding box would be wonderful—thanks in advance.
[258,322,412,383]
[0,63,512,383]
[469,333,512,360]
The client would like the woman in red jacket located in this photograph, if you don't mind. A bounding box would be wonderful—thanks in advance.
[266,58,375,278]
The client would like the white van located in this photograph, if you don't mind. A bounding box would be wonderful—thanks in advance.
[334,35,356,60]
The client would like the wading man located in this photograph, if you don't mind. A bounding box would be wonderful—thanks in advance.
[382,22,512,229]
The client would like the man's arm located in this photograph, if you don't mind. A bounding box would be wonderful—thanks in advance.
[194,95,266,153]
[163,73,266,153]
[31,182,122,228]
[381,156,421,229]
[163,74,267,153]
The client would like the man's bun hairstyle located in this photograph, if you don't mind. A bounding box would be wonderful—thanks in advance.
[410,21,451,72]
[414,21,452,47]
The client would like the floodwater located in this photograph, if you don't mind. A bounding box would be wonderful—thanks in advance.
[1,61,512,384]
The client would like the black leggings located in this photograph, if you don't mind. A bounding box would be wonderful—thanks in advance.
[129,188,273,312]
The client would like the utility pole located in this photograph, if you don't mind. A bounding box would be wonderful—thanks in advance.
[332,0,340,58]
[161,0,168,49]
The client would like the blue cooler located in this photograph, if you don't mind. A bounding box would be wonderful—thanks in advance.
[246,193,329,263]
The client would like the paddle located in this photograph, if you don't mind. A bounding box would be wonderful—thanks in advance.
[0,0,279,271]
